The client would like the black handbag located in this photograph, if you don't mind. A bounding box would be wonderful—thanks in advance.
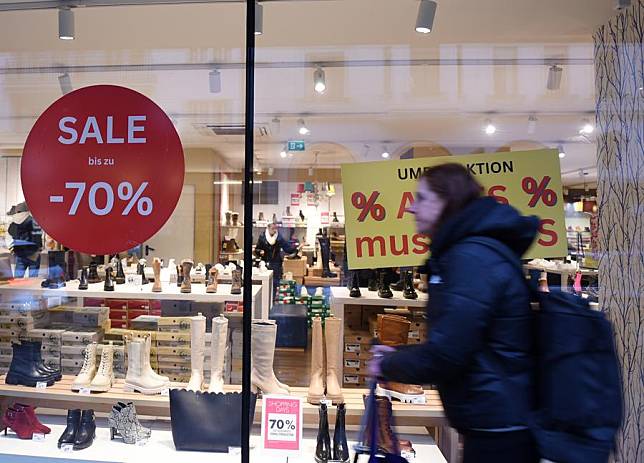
[169,389,257,452]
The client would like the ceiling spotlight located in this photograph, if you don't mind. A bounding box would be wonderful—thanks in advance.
[381,145,390,159]
[579,119,594,135]
[298,118,310,136]
[209,69,221,94]
[547,65,563,90]
[415,0,437,34]
[270,117,280,134]
[308,167,314,176]
[484,119,497,135]
[558,145,566,159]
[279,147,287,158]
[58,72,73,95]
[268,167,274,176]
[58,7,74,40]
[527,115,537,135]
[255,1,263,35]
[313,67,326,94]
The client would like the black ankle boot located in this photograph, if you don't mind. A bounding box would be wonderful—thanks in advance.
[87,262,101,283]
[315,403,331,463]
[73,410,96,450]
[367,270,378,292]
[30,341,61,381]
[78,267,89,290]
[333,404,349,462]
[41,251,66,288]
[403,270,418,300]
[104,267,115,291]
[377,270,393,299]
[349,272,361,298]
[138,262,149,285]
[6,342,58,387]
[115,259,126,285]
[58,409,81,448]
[389,271,404,292]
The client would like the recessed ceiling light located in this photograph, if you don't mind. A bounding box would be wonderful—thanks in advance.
[415,0,437,34]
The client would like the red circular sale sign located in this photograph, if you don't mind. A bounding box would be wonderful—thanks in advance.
[21,85,184,255]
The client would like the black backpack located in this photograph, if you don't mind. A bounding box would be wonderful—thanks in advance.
[465,237,623,463]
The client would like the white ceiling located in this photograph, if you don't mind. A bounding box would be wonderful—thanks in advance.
[0,0,619,186]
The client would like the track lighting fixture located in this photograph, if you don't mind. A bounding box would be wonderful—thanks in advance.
[547,65,562,90]
[298,119,310,136]
[58,7,74,40]
[558,145,566,159]
[58,72,73,95]
[415,0,437,34]
[527,115,537,135]
[209,69,221,93]
[314,67,326,94]
[484,119,496,135]
[255,1,263,35]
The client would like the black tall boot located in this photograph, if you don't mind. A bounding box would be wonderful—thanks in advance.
[73,410,96,450]
[6,342,58,387]
[349,272,361,298]
[389,270,405,292]
[58,409,81,448]
[66,251,76,282]
[367,270,378,292]
[318,236,337,278]
[315,403,331,463]
[138,262,149,285]
[333,403,349,462]
[377,270,393,299]
[403,270,418,300]
[87,262,101,283]
[205,264,212,286]
[104,267,115,292]
[78,267,89,290]
[176,265,183,287]
[115,259,126,285]
[41,251,66,288]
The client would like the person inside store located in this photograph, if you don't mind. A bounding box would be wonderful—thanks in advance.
[255,222,301,299]
[6,202,43,278]
[368,163,539,462]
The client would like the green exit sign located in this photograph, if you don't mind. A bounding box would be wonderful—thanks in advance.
[287,141,306,151]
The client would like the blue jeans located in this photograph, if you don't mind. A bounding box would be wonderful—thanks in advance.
[14,254,41,278]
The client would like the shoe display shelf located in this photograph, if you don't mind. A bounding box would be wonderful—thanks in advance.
[0,377,453,460]
[0,278,267,320]
[217,269,274,315]
[0,413,447,463]
[523,263,598,291]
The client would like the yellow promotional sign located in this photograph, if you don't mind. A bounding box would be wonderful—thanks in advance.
[341,149,567,269]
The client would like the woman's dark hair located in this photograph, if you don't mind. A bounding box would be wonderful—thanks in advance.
[421,163,483,227]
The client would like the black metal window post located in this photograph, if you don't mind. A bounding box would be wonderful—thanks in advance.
[241,0,255,462]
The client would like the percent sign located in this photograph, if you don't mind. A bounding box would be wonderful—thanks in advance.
[62,181,153,216]
[351,191,386,221]
[522,176,557,207]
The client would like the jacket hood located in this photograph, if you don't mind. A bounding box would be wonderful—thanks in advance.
[429,197,539,258]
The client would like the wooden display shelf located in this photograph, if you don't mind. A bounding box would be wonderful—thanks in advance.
[0,375,444,428]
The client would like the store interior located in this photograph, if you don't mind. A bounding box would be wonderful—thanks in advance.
[0,0,624,461]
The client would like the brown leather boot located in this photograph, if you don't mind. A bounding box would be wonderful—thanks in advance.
[180,259,193,293]
[206,267,218,293]
[362,395,399,455]
[376,314,426,404]
[231,268,242,295]
[152,258,162,292]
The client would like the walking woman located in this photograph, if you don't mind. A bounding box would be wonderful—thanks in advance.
[369,163,540,462]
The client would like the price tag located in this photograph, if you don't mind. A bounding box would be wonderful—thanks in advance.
[61,444,74,453]
[36,382,47,389]
[79,387,91,395]
[261,395,302,453]
[33,433,46,441]
[401,450,416,461]
[161,388,169,396]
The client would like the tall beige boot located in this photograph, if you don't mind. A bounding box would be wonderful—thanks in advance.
[307,317,325,404]
[124,338,169,394]
[254,319,291,393]
[90,344,114,392]
[181,259,193,293]
[152,258,162,292]
[187,313,206,391]
[208,315,228,393]
[251,322,289,395]
[324,317,344,404]
[71,343,97,391]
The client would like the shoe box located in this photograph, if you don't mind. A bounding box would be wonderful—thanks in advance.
[343,329,372,387]
[60,330,104,377]
[23,328,67,372]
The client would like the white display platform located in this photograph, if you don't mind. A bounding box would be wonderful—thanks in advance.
[0,415,446,463]
[0,278,266,319]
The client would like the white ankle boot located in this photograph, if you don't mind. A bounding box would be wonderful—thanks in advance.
[187,313,206,391]
[72,343,97,391]
[90,344,114,392]
[124,338,169,394]
[208,315,228,393]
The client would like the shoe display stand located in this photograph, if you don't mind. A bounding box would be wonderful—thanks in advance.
[0,278,266,319]
[0,414,447,463]
[523,263,598,290]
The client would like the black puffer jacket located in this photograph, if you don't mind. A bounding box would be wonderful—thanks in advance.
[380,197,539,431]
